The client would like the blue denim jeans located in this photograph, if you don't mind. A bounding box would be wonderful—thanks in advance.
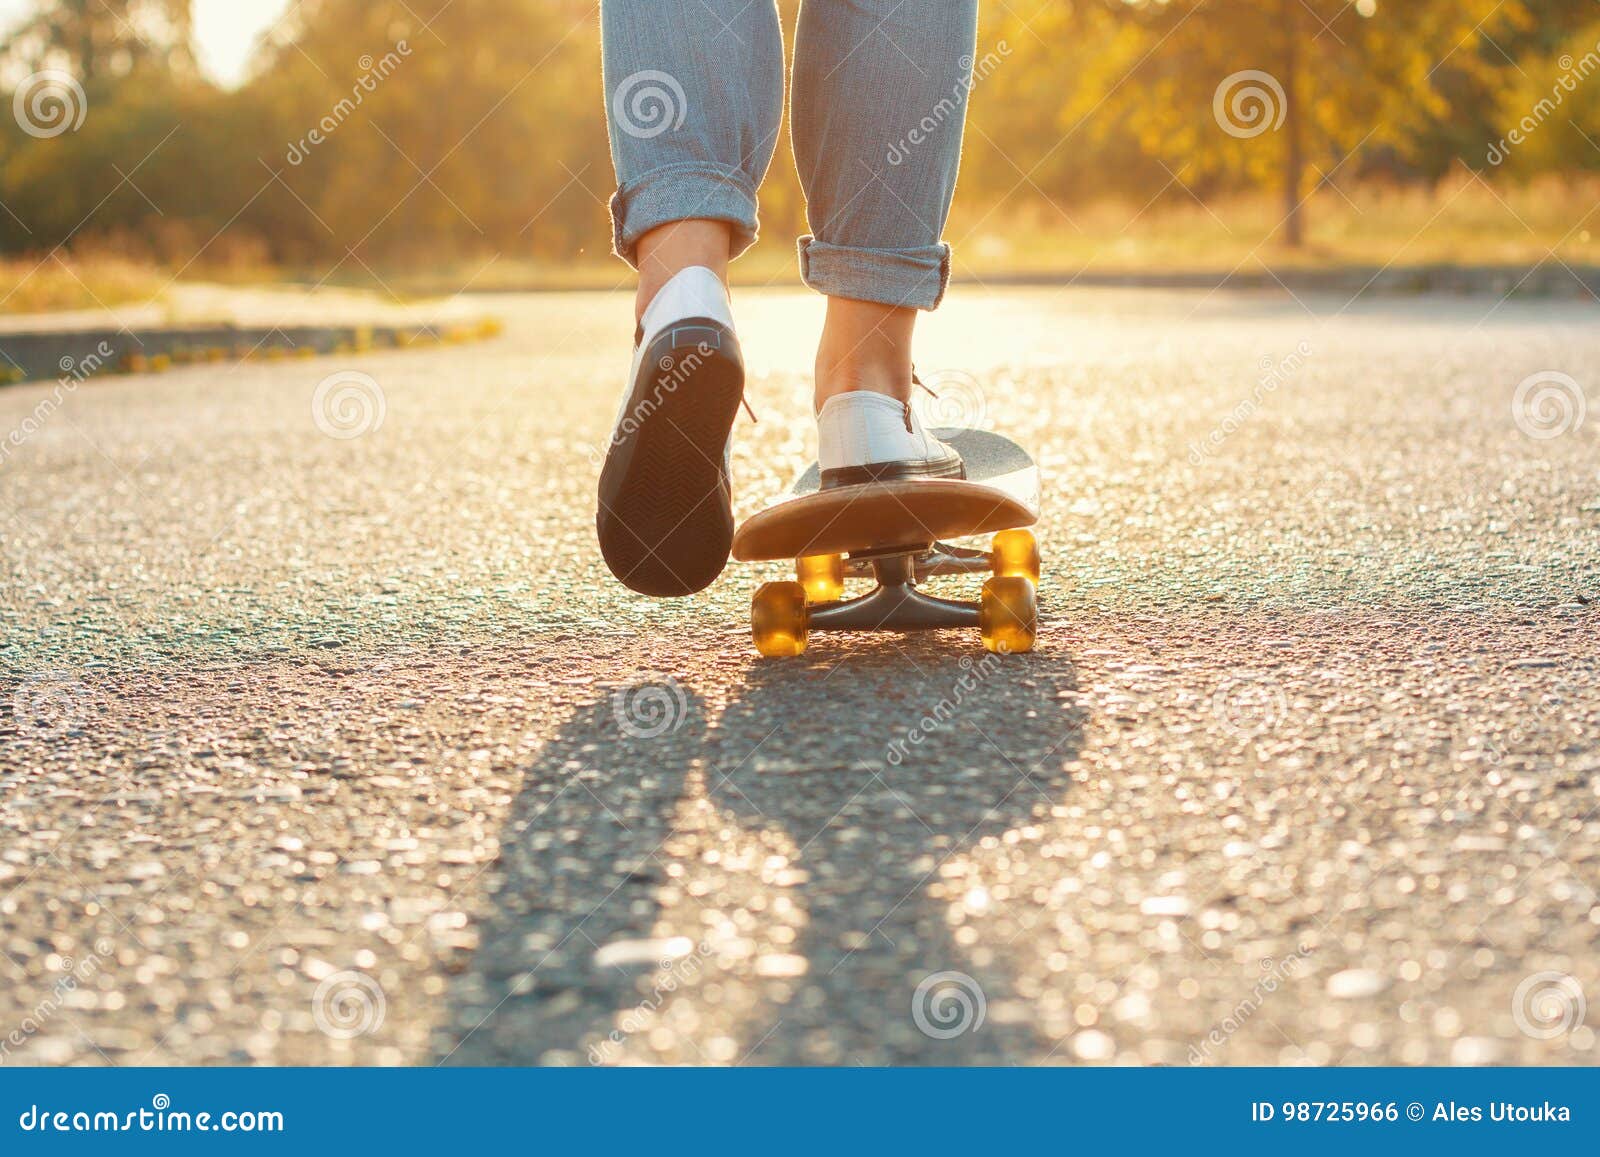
[602,0,979,310]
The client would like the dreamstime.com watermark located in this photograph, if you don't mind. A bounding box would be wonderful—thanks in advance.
[588,341,715,467]
[1212,673,1290,738]
[1213,69,1286,139]
[1487,36,1600,166]
[611,672,689,740]
[311,969,386,1039]
[1475,667,1585,769]
[1188,340,1313,463]
[286,42,413,165]
[587,939,714,1064]
[913,368,989,431]
[0,940,111,1065]
[1511,971,1587,1041]
[17,1095,283,1134]
[0,342,115,469]
[912,970,987,1039]
[612,70,688,139]
[12,69,87,138]
[312,369,386,439]
[887,42,1010,165]
[885,652,1002,766]
[1188,945,1315,1064]
[10,670,96,741]
[1510,370,1587,440]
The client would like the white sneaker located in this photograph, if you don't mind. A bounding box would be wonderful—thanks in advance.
[816,390,965,489]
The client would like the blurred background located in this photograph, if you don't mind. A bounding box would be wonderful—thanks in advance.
[1,0,1598,310]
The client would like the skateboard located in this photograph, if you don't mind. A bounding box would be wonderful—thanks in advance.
[731,428,1041,657]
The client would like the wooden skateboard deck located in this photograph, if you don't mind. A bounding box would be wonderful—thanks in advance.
[732,428,1038,562]
[735,428,1043,656]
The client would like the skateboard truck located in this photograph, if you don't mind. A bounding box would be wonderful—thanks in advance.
[750,530,1041,657]
[810,551,980,632]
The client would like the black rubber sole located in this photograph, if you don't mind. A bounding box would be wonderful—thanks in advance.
[596,319,744,597]
[819,454,966,490]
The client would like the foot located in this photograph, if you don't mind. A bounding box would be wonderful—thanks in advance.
[596,266,745,596]
[816,390,964,489]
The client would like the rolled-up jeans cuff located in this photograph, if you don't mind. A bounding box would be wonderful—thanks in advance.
[610,164,760,268]
[796,236,952,310]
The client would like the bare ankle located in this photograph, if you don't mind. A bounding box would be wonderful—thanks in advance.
[634,220,732,324]
[813,296,917,409]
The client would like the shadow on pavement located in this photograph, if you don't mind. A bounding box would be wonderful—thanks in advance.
[704,648,1084,1063]
[438,636,1083,1065]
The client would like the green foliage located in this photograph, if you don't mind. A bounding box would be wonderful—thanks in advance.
[0,0,1591,267]
[1491,18,1600,175]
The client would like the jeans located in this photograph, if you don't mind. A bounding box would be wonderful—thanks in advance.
[601,0,979,310]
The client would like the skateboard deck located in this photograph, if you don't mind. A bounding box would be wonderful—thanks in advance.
[732,428,1038,562]
[733,428,1042,657]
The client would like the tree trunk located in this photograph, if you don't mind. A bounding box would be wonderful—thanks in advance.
[1280,0,1304,247]
[71,0,97,82]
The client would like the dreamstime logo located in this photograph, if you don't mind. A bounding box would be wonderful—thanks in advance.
[911,970,986,1039]
[587,341,715,467]
[1,340,114,470]
[612,70,687,139]
[0,938,112,1064]
[587,939,714,1065]
[311,970,385,1039]
[1212,674,1287,737]
[1511,971,1586,1040]
[1213,70,1286,139]
[611,673,687,739]
[312,370,386,439]
[1188,945,1314,1064]
[1188,340,1313,463]
[1511,370,1586,440]
[13,70,87,138]
[886,653,1001,766]
[886,41,1011,165]
[1487,37,1600,166]
[12,673,93,740]
[914,369,988,430]
[285,41,411,164]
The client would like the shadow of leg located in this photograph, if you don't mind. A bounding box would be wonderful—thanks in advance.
[437,681,706,1065]
[702,639,1085,1063]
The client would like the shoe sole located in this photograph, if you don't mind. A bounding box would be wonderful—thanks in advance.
[596,319,743,597]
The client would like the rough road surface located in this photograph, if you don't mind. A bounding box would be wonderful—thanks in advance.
[1,287,1596,1066]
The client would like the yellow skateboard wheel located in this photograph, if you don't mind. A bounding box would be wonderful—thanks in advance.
[752,581,809,657]
[991,528,1040,583]
[979,575,1037,654]
[795,553,845,603]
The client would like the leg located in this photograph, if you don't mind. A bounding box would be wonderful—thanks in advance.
[602,0,784,320]
[596,1,783,596]
[791,0,979,405]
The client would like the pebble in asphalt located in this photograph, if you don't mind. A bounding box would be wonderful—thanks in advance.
[0,287,1596,1065]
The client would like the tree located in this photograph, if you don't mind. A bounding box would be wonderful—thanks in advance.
[982,0,1530,246]
[1,0,195,83]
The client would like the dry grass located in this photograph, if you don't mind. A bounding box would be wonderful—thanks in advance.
[6,174,1596,309]
[370,174,1600,296]
[0,253,166,314]
[946,172,1600,277]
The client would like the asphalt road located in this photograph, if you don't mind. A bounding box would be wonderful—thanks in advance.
[1,286,1596,1066]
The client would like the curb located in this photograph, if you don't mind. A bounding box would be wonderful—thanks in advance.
[0,317,504,387]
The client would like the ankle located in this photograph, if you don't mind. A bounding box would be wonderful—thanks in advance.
[813,358,909,409]
[813,297,916,409]
[635,220,731,323]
